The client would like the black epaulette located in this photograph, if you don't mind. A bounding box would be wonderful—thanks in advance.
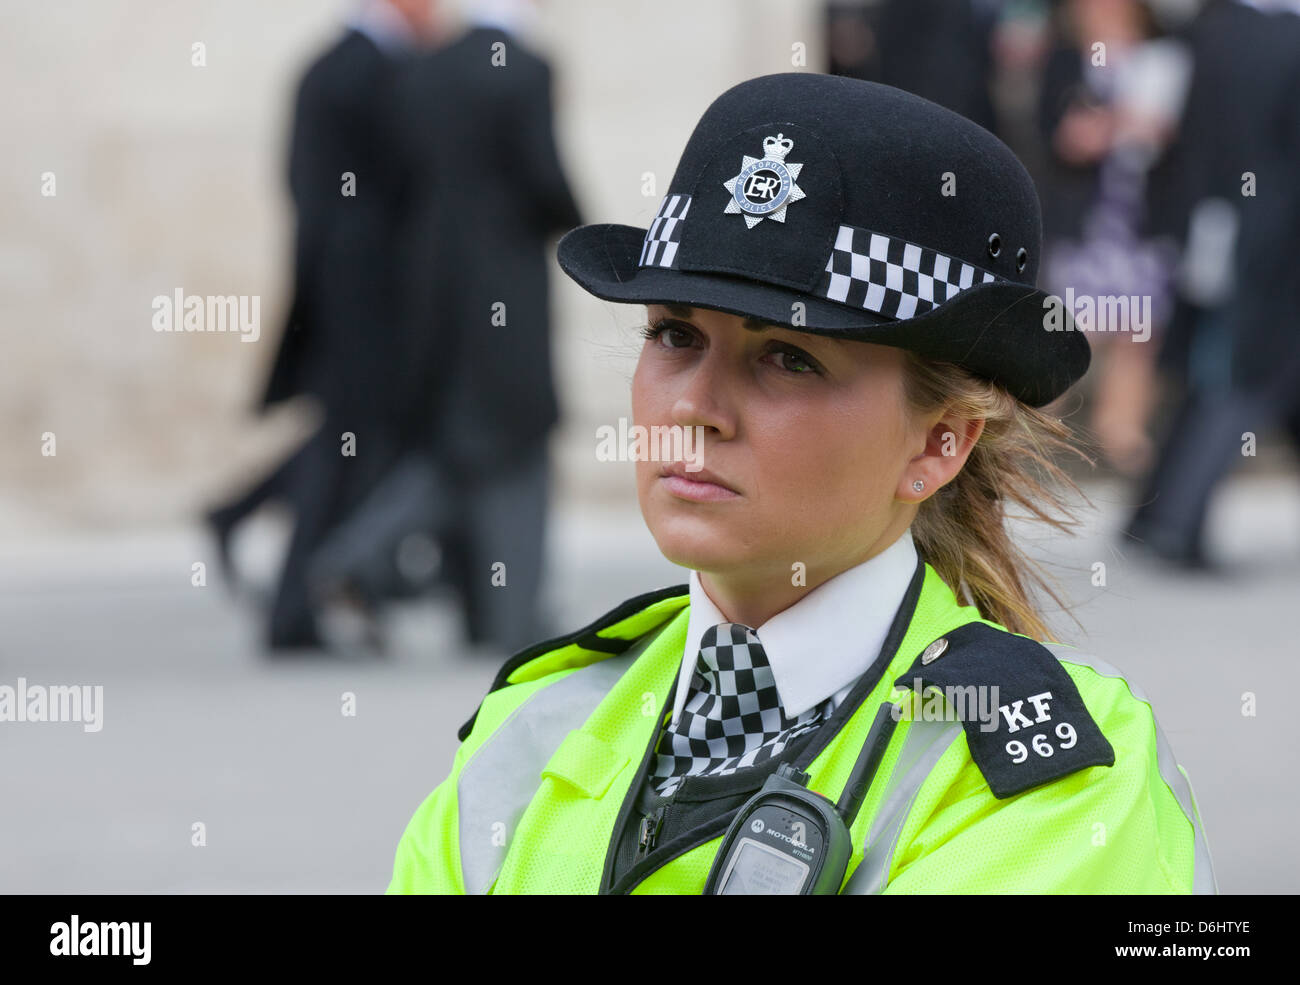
[456,584,689,742]
[892,621,1115,799]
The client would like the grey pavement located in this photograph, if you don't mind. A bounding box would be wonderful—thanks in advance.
[1,476,1297,893]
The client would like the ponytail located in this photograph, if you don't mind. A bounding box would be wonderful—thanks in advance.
[900,350,1098,643]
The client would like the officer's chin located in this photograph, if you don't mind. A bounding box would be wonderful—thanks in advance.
[643,503,745,569]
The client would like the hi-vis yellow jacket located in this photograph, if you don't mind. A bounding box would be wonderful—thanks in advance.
[387,558,1217,894]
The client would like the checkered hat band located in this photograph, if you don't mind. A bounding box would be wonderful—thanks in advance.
[638,206,997,320]
[815,224,998,319]
[649,621,828,797]
[639,193,692,269]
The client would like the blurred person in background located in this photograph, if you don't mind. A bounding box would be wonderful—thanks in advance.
[313,0,583,657]
[824,0,1002,137]
[205,0,439,651]
[1122,0,1300,568]
[1037,0,1194,476]
[824,1,880,81]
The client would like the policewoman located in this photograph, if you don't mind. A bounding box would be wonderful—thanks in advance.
[387,73,1216,894]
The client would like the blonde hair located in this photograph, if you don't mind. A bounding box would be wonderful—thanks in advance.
[899,350,1098,643]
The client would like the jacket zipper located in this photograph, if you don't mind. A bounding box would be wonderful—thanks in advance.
[599,666,682,894]
[636,806,666,856]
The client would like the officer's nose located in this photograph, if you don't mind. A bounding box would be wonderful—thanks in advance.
[669,348,738,441]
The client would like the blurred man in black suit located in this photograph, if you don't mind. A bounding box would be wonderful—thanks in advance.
[1124,0,1300,567]
[210,0,439,650]
[395,0,583,654]
[826,0,1001,137]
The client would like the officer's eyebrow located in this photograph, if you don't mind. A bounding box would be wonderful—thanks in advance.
[661,303,779,334]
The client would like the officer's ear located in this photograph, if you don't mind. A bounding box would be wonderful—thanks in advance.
[899,408,985,503]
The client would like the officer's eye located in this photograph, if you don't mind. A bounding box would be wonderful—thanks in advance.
[640,318,823,376]
[764,344,820,375]
[640,318,695,348]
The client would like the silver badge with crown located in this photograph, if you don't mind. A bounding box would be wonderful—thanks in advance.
[722,132,806,228]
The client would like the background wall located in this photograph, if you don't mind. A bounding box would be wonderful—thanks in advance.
[0,0,820,535]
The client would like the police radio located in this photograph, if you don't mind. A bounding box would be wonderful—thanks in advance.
[703,704,897,895]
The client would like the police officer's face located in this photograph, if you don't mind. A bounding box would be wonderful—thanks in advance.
[633,303,935,598]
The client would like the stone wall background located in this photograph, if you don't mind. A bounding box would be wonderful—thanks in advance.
[0,0,823,536]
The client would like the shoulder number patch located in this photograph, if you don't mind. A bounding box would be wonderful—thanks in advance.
[892,622,1115,798]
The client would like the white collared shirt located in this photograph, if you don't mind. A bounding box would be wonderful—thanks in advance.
[346,0,419,55]
[669,529,920,728]
[465,0,541,36]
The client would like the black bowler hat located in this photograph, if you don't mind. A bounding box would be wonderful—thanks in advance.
[556,72,1089,408]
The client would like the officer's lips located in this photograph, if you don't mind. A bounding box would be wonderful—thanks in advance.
[658,462,740,502]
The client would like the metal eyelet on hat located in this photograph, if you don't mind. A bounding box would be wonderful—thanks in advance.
[1016,247,1029,273]
[986,233,1001,259]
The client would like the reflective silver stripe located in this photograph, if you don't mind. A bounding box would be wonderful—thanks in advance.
[1042,644,1219,895]
[456,634,655,894]
[840,718,964,894]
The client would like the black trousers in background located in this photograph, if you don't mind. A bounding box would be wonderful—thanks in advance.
[268,415,400,645]
[440,440,551,655]
[1126,316,1300,560]
[305,438,551,656]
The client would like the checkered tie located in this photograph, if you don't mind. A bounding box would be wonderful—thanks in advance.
[649,622,826,797]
